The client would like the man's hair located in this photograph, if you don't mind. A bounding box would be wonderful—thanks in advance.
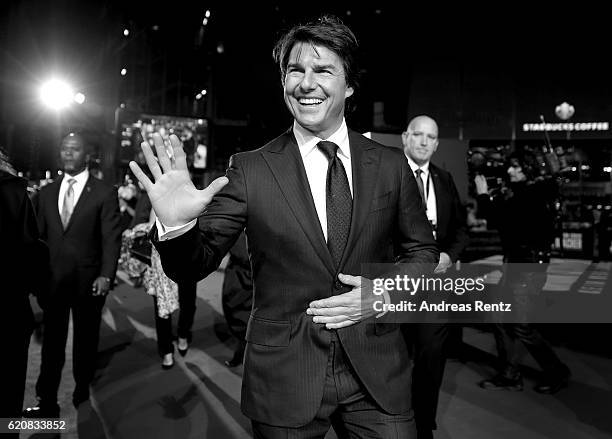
[272,15,361,111]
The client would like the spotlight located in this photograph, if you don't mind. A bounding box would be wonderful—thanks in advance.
[120,68,127,76]
[40,79,74,110]
[74,92,86,104]
[123,28,129,37]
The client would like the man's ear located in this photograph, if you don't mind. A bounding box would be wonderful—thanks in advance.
[401,131,409,147]
[345,86,354,99]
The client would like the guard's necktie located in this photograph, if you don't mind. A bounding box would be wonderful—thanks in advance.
[317,141,352,269]
[61,178,76,229]
[414,168,427,206]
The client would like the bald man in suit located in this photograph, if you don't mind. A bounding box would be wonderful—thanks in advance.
[402,115,469,439]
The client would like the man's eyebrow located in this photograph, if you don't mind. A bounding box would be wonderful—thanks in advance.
[313,63,338,71]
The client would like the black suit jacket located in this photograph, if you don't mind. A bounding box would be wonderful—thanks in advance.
[156,129,439,426]
[429,163,469,262]
[33,174,122,298]
[0,171,49,330]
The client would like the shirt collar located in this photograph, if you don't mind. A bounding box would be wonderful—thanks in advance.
[293,119,350,160]
[63,168,89,186]
[406,156,430,175]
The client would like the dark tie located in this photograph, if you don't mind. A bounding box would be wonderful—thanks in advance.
[414,168,427,205]
[61,178,76,229]
[317,141,352,269]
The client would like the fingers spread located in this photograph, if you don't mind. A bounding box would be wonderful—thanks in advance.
[201,176,229,202]
[169,135,188,170]
[129,162,153,192]
[141,141,162,180]
[152,133,172,172]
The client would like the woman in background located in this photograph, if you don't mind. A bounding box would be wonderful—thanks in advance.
[142,208,198,369]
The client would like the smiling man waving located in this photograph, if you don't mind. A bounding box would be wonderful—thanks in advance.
[130,15,437,438]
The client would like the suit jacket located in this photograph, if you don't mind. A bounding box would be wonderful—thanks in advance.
[33,174,122,298]
[0,170,49,331]
[429,163,469,262]
[156,129,439,426]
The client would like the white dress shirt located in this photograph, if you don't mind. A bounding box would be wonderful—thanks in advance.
[158,119,354,242]
[57,169,90,215]
[406,157,437,230]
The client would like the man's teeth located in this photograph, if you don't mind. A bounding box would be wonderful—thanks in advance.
[299,98,324,105]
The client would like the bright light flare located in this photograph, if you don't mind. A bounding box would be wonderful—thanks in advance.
[74,92,86,104]
[40,79,74,110]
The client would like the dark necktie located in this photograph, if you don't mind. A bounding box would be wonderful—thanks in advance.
[317,141,352,269]
[61,178,76,229]
[414,168,427,205]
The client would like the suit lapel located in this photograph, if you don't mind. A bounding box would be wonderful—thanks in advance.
[261,131,335,276]
[49,177,64,232]
[64,174,93,233]
[338,131,380,270]
[430,165,448,235]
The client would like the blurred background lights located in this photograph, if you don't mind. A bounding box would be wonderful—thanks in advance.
[120,68,127,76]
[73,92,85,104]
[40,79,74,110]
[123,28,129,37]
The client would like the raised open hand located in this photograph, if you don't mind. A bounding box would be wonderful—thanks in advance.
[129,133,228,227]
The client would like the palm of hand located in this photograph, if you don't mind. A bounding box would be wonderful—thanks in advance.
[148,170,206,226]
[128,133,229,228]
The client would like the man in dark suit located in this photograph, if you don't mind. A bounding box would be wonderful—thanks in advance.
[402,115,469,439]
[23,133,122,417]
[221,231,253,368]
[0,155,49,427]
[130,16,438,438]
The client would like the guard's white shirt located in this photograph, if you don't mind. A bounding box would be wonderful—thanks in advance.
[57,169,90,215]
[406,157,437,229]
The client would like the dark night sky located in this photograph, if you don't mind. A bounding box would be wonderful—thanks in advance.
[1,1,610,151]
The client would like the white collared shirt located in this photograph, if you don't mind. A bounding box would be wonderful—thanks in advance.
[406,157,437,229]
[57,169,89,215]
[293,119,353,241]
